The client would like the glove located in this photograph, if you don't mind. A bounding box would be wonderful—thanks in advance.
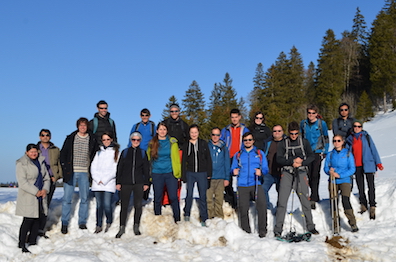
[377,164,384,171]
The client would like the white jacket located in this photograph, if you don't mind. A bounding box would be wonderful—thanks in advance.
[90,146,119,193]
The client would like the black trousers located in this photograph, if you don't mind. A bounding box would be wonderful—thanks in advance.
[307,153,322,202]
[355,166,376,207]
[19,202,44,247]
[119,184,144,226]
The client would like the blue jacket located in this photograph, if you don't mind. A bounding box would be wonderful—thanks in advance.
[324,148,355,185]
[220,124,249,157]
[208,140,230,180]
[300,119,329,154]
[128,121,156,151]
[346,130,381,173]
[231,146,269,187]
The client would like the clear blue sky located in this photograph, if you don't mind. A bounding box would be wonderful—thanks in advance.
[0,1,386,183]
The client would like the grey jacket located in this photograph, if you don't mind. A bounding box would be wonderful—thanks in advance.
[16,154,50,218]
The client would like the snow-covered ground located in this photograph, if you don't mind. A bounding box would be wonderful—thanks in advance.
[1,111,396,262]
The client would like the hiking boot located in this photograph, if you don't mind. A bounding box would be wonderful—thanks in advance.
[359,204,367,214]
[104,224,111,233]
[133,224,141,235]
[79,224,87,230]
[200,221,206,227]
[94,226,102,234]
[259,233,266,238]
[184,216,190,222]
[309,228,319,235]
[370,206,376,220]
[61,225,68,234]
[38,232,49,239]
[351,225,359,232]
[274,232,281,238]
[115,226,125,238]
[310,201,316,210]
[21,246,31,253]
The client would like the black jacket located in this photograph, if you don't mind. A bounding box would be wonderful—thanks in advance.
[116,146,150,185]
[89,112,117,144]
[164,117,189,149]
[276,136,315,167]
[249,123,271,150]
[60,131,98,183]
[181,138,212,182]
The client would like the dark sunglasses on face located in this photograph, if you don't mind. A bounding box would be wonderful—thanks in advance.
[255,117,263,120]
[333,139,342,143]
[99,107,107,110]
[141,114,149,117]
[131,139,141,141]
[354,125,362,128]
[289,132,298,135]
[339,109,348,112]
[170,110,179,113]
[243,139,253,142]
[211,134,220,136]
[273,130,282,133]
[102,138,111,141]
[40,134,50,137]
[307,112,317,115]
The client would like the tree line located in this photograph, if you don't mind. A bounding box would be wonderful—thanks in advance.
[162,1,396,138]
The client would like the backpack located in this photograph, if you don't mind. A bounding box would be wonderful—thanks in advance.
[135,121,155,137]
[284,136,306,160]
[93,117,114,134]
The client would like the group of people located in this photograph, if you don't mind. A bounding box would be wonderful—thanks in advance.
[15,100,383,252]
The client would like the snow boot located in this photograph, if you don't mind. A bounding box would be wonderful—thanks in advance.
[104,224,111,233]
[351,224,359,232]
[115,226,125,238]
[133,224,141,235]
[94,226,102,234]
[359,204,367,214]
[370,206,376,220]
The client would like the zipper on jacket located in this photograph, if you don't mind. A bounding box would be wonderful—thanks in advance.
[132,147,136,184]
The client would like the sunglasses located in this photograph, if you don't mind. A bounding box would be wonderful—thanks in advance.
[243,139,253,142]
[99,107,108,110]
[141,114,149,117]
[307,112,317,115]
[102,138,111,141]
[211,134,220,136]
[170,110,179,113]
[255,117,263,120]
[339,109,349,112]
[333,139,342,143]
[40,134,50,137]
[289,132,299,135]
[273,130,282,133]
[354,125,362,128]
[131,139,141,142]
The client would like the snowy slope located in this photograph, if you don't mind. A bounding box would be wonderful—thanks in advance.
[1,111,396,262]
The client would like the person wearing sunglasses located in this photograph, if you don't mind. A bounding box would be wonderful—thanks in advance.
[115,132,150,237]
[16,144,50,253]
[262,125,287,210]
[324,135,358,233]
[91,132,120,234]
[300,104,329,210]
[182,124,212,226]
[207,127,230,219]
[332,103,356,138]
[249,111,271,150]
[231,132,269,238]
[89,100,118,145]
[127,108,156,151]
[346,120,383,219]
[36,129,62,238]
[163,103,189,150]
[274,121,319,237]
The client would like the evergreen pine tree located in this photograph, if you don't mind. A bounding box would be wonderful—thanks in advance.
[355,90,374,121]
[161,95,179,120]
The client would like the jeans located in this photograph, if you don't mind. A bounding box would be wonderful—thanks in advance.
[94,191,114,227]
[262,174,280,209]
[184,171,208,222]
[152,172,180,222]
[61,172,90,226]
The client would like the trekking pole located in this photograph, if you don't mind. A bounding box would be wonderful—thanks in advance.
[331,175,340,235]
[288,168,297,234]
[255,172,258,201]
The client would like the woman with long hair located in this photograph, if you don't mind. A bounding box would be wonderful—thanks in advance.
[91,132,120,234]
[16,144,50,253]
[249,111,271,150]
[147,122,181,222]
[182,124,212,226]
[324,135,358,233]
